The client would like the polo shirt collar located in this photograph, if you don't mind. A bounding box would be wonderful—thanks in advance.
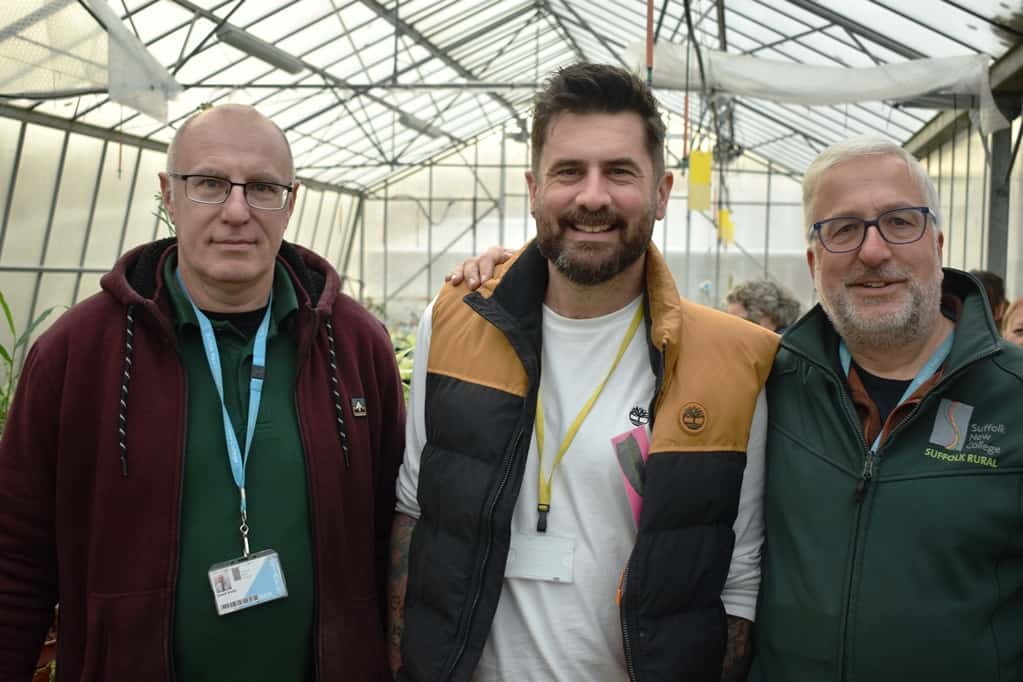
[163,252,299,338]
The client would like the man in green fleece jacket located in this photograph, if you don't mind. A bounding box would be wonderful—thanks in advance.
[749,136,1023,681]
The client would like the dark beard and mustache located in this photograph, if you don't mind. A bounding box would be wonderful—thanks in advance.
[535,206,653,286]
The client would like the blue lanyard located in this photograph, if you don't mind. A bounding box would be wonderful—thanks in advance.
[175,270,271,525]
[840,330,954,453]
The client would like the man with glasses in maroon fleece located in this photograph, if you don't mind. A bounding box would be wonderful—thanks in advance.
[0,104,404,682]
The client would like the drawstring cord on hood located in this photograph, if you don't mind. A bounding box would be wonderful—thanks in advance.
[118,305,136,476]
[324,318,352,469]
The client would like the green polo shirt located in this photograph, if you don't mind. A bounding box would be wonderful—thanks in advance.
[164,256,314,682]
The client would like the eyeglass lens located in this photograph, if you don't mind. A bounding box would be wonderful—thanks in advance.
[185,176,287,209]
[819,208,927,251]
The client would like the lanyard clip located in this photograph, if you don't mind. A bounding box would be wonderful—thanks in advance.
[536,503,550,533]
[240,510,250,558]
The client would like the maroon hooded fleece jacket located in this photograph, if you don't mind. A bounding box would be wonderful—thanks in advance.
[0,238,405,681]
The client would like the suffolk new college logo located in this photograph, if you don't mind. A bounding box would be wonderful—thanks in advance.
[928,399,974,451]
[925,399,1003,469]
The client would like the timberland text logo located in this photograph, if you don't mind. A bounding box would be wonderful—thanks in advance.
[680,402,707,434]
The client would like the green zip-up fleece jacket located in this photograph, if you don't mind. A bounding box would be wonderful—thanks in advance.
[398,242,778,682]
[751,269,1023,682]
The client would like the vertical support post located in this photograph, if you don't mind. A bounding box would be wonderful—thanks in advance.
[427,163,434,299]
[472,143,479,257]
[22,130,71,366]
[309,191,327,250]
[714,236,721,306]
[499,127,507,247]
[988,125,1014,278]
[339,195,364,290]
[114,147,143,257]
[383,180,389,320]
[308,190,330,251]
[764,161,772,277]
[949,110,958,268]
[73,140,109,303]
[359,196,366,304]
[937,144,946,267]
[963,119,972,268]
[293,183,310,244]
[0,122,27,260]
[524,140,531,243]
[684,209,692,299]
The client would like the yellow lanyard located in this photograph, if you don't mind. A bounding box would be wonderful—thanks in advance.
[534,303,645,532]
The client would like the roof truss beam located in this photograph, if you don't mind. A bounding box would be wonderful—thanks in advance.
[357,0,521,120]
[782,0,924,59]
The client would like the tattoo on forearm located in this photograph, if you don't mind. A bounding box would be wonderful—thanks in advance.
[721,616,754,682]
[388,513,417,675]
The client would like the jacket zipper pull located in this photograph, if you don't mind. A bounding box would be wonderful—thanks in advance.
[854,451,874,502]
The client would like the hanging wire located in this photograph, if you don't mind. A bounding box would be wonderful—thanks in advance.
[645,0,655,87]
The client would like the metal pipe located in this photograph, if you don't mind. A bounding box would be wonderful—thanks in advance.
[646,0,655,85]
[499,127,507,246]
[73,140,109,304]
[383,180,390,320]
[0,122,27,260]
[22,130,71,366]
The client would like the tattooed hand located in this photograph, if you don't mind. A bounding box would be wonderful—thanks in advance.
[388,513,418,675]
[721,616,753,682]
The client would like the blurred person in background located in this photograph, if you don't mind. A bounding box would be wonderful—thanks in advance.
[970,269,1007,330]
[724,279,801,333]
[1003,296,1023,346]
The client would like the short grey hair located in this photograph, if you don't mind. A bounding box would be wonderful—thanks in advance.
[802,135,940,242]
[165,103,295,179]
[726,278,801,331]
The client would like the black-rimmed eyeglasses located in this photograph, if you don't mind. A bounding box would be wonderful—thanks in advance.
[810,206,932,254]
[169,173,293,211]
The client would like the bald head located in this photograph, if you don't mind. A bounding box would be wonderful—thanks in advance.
[166,104,295,180]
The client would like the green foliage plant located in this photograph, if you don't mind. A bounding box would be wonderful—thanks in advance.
[392,330,415,403]
[153,192,174,235]
[0,291,58,436]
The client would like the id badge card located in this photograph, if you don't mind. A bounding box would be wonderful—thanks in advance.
[208,549,288,616]
[505,531,575,583]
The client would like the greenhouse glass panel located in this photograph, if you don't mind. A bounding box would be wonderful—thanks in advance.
[44,133,106,267]
[2,124,64,267]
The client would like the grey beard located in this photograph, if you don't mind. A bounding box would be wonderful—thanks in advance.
[817,270,943,352]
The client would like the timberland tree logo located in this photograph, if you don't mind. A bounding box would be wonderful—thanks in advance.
[925,398,1003,469]
[680,402,707,434]
[629,406,650,426]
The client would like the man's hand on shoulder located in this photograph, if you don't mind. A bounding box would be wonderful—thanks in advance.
[445,245,513,290]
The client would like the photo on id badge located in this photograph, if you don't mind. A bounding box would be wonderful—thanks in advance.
[208,549,289,616]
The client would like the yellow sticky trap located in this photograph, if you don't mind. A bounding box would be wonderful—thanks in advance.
[688,150,712,212]
[718,208,735,244]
